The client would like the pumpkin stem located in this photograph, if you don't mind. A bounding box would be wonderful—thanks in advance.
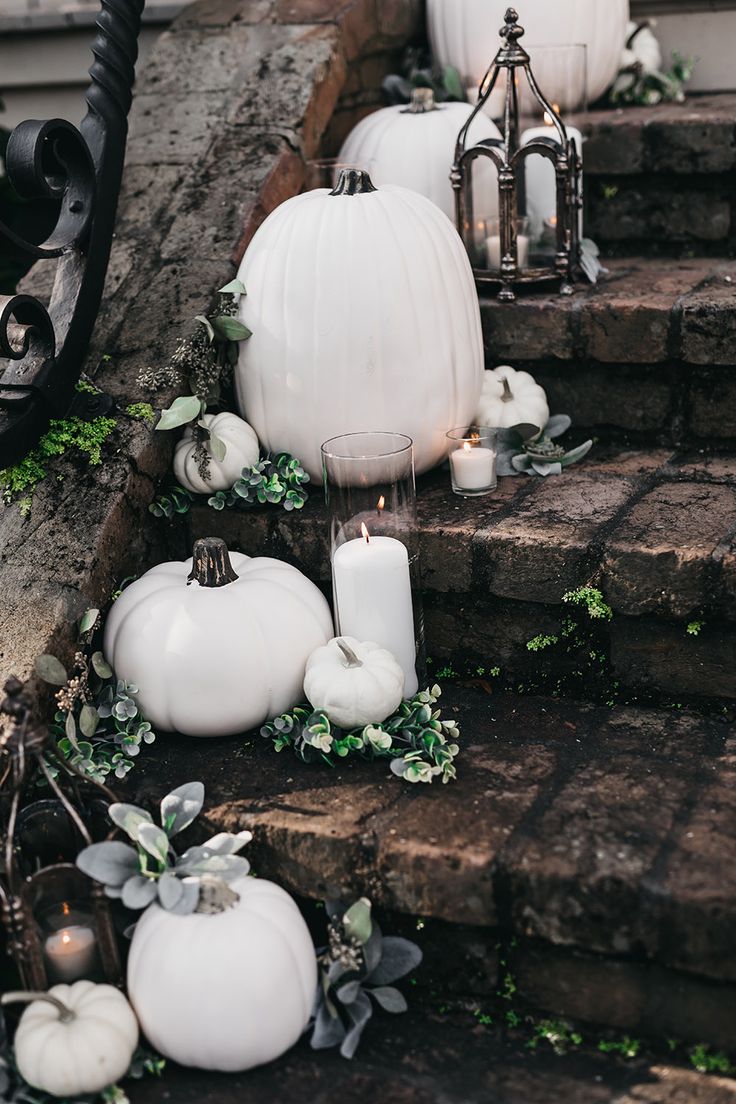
[499,376,514,403]
[187,538,239,588]
[336,639,363,668]
[195,874,241,915]
[402,88,437,114]
[1,991,76,1023]
[330,169,377,197]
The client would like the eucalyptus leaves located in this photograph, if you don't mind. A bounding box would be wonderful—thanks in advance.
[150,452,310,519]
[77,782,252,916]
[497,415,593,478]
[261,685,460,784]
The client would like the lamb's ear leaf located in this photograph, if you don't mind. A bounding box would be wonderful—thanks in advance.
[496,449,520,477]
[531,460,563,477]
[35,654,67,686]
[546,414,572,439]
[79,608,99,635]
[122,874,158,910]
[561,440,593,467]
[160,781,205,835]
[208,433,227,463]
[91,652,113,679]
[165,876,200,915]
[369,986,408,1014]
[511,453,533,472]
[513,423,542,442]
[77,841,139,887]
[219,278,247,296]
[156,395,201,431]
[157,870,184,911]
[340,992,373,1059]
[137,822,170,865]
[201,831,252,856]
[108,802,153,841]
[310,1001,346,1050]
[368,936,423,984]
[343,898,373,946]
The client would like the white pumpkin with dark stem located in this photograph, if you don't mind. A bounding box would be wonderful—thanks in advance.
[338,88,501,223]
[476,366,549,430]
[3,983,139,1097]
[235,168,483,482]
[103,537,333,736]
[173,411,259,494]
[304,636,405,728]
[127,875,316,1072]
[428,0,629,109]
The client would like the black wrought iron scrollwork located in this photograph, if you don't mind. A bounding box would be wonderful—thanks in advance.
[0,0,145,467]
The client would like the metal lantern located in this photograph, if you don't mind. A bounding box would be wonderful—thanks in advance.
[452,7,582,301]
[0,677,121,990]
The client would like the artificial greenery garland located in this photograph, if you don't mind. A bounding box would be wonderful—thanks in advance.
[150,452,310,520]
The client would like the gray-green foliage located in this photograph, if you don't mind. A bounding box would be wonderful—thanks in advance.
[149,452,310,519]
[76,782,252,916]
[311,898,422,1059]
[496,415,592,478]
[261,685,460,784]
[36,618,157,783]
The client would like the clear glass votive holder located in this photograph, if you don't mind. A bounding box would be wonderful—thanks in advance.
[446,426,498,497]
[484,217,531,273]
[321,432,424,697]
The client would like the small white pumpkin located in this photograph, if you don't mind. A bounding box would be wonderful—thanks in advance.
[127,875,316,1072]
[304,636,405,728]
[9,982,138,1097]
[103,537,333,737]
[622,20,662,75]
[476,366,549,431]
[173,411,260,495]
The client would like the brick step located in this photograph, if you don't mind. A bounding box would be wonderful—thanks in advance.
[187,448,736,707]
[131,688,736,1050]
[481,257,736,445]
[577,94,736,255]
[128,1009,735,1104]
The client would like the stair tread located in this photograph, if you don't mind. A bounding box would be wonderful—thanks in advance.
[480,256,736,367]
[192,447,736,620]
[128,1008,735,1104]
[132,687,736,984]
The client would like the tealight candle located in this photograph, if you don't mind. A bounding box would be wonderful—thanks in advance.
[446,427,498,498]
[486,233,529,273]
[333,524,418,697]
[44,924,97,983]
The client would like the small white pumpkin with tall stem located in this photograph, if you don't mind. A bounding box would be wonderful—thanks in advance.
[304,637,405,729]
[476,365,549,431]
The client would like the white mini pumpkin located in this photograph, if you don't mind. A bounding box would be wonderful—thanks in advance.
[338,89,501,223]
[235,169,483,482]
[477,366,549,430]
[11,982,138,1097]
[127,875,316,1072]
[173,411,260,495]
[103,537,333,736]
[304,636,405,728]
[428,0,629,109]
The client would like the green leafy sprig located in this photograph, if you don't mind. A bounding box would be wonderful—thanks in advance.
[261,685,460,784]
[76,782,252,916]
[150,452,310,518]
[311,898,422,1059]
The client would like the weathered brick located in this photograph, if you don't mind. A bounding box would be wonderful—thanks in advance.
[610,617,736,702]
[690,370,736,440]
[602,481,736,617]
[481,296,575,363]
[644,97,736,174]
[680,266,736,366]
[587,181,731,245]
[125,90,225,166]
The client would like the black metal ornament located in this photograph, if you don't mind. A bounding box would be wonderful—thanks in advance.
[0,677,121,991]
[452,7,582,302]
[0,0,144,467]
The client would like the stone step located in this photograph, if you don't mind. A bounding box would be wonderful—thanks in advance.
[129,1008,736,1104]
[186,447,736,706]
[480,257,736,445]
[131,687,736,1049]
[577,94,736,255]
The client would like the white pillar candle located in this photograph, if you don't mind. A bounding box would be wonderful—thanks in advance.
[44,924,97,982]
[486,234,529,272]
[520,119,583,241]
[450,442,496,493]
[333,527,418,697]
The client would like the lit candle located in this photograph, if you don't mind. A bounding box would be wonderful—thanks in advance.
[486,233,529,273]
[333,524,418,697]
[450,441,496,494]
[520,108,583,241]
[44,923,97,983]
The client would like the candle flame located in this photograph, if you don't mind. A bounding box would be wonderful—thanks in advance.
[463,441,473,453]
[361,522,370,543]
[62,931,71,945]
[62,902,70,916]
[377,496,385,511]
[544,111,554,126]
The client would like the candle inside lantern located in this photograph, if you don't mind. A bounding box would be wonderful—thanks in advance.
[520,108,583,242]
[447,427,497,497]
[43,904,97,983]
[333,523,418,697]
[486,233,529,273]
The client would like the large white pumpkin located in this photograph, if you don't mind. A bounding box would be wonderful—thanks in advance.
[235,170,483,482]
[103,538,333,736]
[127,876,317,1072]
[428,0,630,109]
[338,90,501,223]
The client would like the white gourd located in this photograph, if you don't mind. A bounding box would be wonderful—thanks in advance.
[338,90,501,223]
[235,169,483,482]
[103,538,333,737]
[304,636,405,728]
[476,366,549,430]
[127,876,316,1072]
[173,411,259,494]
[428,0,630,109]
[622,21,662,74]
[10,982,138,1097]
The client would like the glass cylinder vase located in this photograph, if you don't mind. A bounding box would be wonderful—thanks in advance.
[321,432,424,698]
